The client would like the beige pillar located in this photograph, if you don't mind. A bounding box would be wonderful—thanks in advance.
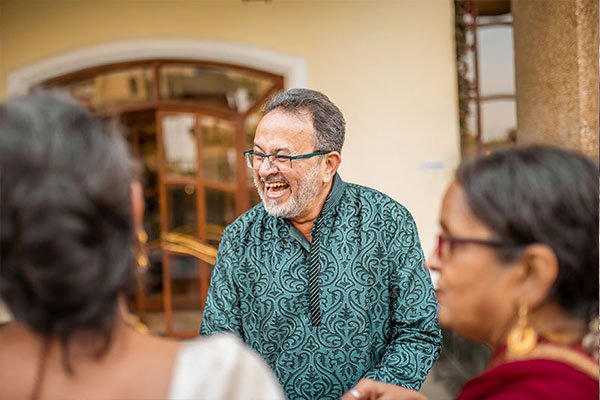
[512,0,599,159]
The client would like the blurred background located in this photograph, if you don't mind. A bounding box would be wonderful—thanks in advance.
[0,0,597,397]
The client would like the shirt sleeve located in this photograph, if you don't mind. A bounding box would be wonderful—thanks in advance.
[200,227,244,339]
[363,208,442,389]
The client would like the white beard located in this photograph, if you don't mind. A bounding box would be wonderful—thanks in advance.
[254,164,322,219]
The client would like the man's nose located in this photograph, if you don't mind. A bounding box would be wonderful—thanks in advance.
[258,156,277,176]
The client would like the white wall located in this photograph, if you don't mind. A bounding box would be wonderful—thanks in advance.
[0,0,460,254]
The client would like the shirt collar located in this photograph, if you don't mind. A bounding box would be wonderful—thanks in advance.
[320,173,345,217]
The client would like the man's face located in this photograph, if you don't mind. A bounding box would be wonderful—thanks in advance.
[252,109,325,219]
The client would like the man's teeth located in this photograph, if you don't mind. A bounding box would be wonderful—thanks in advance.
[265,182,288,188]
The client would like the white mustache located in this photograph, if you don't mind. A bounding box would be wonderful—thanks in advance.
[261,175,289,185]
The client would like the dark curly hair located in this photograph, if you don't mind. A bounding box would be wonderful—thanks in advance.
[456,145,599,321]
[0,92,136,368]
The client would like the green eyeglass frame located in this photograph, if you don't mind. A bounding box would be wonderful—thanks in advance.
[243,150,331,169]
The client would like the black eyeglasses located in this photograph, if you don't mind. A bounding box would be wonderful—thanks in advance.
[436,234,522,259]
[243,150,331,171]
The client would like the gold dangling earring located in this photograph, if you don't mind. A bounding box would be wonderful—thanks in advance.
[135,229,149,271]
[507,298,538,357]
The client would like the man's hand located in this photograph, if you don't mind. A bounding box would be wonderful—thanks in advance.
[341,378,428,400]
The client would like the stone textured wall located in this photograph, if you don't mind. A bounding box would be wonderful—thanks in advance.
[512,0,599,159]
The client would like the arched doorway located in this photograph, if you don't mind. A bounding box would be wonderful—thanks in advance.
[36,60,284,337]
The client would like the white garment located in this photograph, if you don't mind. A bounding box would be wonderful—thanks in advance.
[168,333,286,400]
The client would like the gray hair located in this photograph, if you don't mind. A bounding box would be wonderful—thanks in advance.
[262,88,345,153]
[0,91,137,371]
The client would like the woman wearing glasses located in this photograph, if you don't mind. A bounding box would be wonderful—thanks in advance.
[344,146,599,400]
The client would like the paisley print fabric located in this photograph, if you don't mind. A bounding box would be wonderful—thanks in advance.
[201,174,441,400]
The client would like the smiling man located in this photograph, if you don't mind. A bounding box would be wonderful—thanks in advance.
[201,88,441,400]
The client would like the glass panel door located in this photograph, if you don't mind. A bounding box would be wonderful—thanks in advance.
[52,66,154,113]
[162,114,197,177]
[158,112,203,336]
[166,185,198,237]
[157,111,240,335]
[120,110,161,323]
[199,116,238,246]
[245,110,262,207]
[160,64,277,113]
[205,188,236,247]
[39,60,284,337]
[201,117,237,184]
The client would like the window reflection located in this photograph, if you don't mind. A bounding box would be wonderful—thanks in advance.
[480,100,517,144]
[205,188,236,246]
[201,117,236,184]
[160,65,276,113]
[167,185,198,237]
[58,67,153,112]
[478,27,515,96]
[120,111,161,242]
[245,111,261,206]
[162,114,197,176]
[170,254,199,292]
[167,253,203,334]
[245,111,261,149]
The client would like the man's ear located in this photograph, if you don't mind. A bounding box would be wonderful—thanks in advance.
[518,244,559,309]
[323,151,342,184]
[130,181,145,231]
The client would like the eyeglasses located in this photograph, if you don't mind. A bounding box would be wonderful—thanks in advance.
[243,150,331,171]
[436,234,521,259]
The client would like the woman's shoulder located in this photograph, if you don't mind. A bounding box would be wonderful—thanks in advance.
[168,333,285,400]
[172,333,250,373]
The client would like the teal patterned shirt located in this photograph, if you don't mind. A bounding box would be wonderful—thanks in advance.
[201,174,441,399]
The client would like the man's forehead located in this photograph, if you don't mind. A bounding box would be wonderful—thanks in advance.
[253,133,313,152]
[262,107,313,125]
[254,110,316,149]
